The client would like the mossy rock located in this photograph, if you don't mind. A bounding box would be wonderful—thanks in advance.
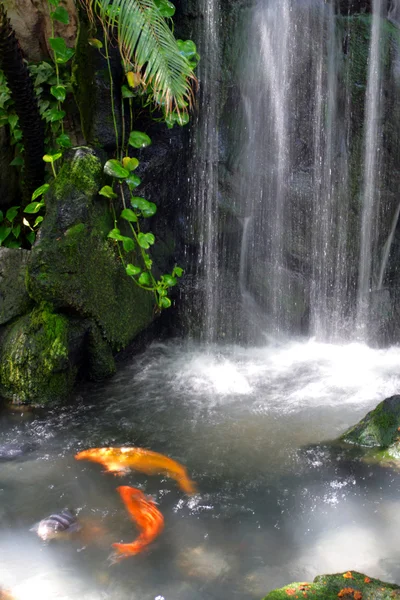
[262,571,400,600]
[341,395,400,448]
[27,147,155,352]
[0,303,77,404]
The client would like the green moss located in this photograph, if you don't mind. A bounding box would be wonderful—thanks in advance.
[0,303,76,404]
[341,396,400,448]
[262,571,400,600]
[27,147,155,353]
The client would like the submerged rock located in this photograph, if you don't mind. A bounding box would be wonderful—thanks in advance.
[262,571,400,599]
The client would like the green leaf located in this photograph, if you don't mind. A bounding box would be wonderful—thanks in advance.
[0,210,3,223]
[122,236,135,252]
[5,238,21,248]
[0,225,11,244]
[161,274,177,287]
[137,232,155,249]
[88,38,103,49]
[121,208,138,222]
[128,130,152,148]
[50,6,69,24]
[122,156,139,171]
[99,185,117,199]
[93,0,196,113]
[8,114,18,130]
[33,216,44,228]
[56,133,72,148]
[32,183,50,201]
[10,156,24,167]
[104,159,129,179]
[121,84,134,98]
[47,108,66,122]
[173,265,183,277]
[43,152,62,163]
[144,254,153,269]
[24,202,44,214]
[49,37,75,63]
[12,224,21,238]
[160,296,171,308]
[126,264,141,276]
[177,39,198,60]
[130,197,156,217]
[176,111,189,126]
[108,228,123,241]
[6,206,19,223]
[47,0,59,7]
[154,0,175,17]
[26,231,35,245]
[138,272,151,286]
[126,174,141,189]
[50,85,66,101]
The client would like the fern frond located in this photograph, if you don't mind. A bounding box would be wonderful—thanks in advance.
[84,0,195,114]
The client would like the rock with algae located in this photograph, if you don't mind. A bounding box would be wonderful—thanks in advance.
[262,571,400,600]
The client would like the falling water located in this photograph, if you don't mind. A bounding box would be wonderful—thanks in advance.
[188,0,220,343]
[355,0,383,336]
[187,0,400,345]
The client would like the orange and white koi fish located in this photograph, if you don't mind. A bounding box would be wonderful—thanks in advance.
[111,486,164,561]
[75,447,197,494]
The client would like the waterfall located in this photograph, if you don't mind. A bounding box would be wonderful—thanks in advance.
[188,0,220,343]
[187,0,400,345]
[355,0,383,336]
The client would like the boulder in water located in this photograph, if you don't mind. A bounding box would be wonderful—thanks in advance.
[341,395,400,448]
[262,571,400,599]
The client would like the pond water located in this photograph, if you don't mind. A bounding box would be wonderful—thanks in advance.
[1,338,400,599]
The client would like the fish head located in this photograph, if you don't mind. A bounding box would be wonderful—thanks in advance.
[75,448,110,463]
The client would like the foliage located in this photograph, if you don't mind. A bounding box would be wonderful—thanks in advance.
[84,0,199,117]
[101,130,182,310]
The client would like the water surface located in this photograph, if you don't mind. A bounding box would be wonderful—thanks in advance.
[1,338,400,599]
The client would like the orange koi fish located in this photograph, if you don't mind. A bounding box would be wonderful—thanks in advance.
[75,447,197,494]
[111,486,164,561]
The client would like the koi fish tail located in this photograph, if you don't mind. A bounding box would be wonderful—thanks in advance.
[178,476,197,495]
[111,540,145,558]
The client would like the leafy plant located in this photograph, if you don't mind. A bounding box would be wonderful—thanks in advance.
[83,0,198,117]
[101,130,183,310]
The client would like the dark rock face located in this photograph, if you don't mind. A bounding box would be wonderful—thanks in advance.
[262,571,400,600]
[72,14,123,152]
[0,248,32,325]
[341,395,400,447]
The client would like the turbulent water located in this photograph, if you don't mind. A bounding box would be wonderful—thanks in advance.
[2,339,400,599]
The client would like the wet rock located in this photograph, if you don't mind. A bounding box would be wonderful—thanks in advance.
[341,395,400,448]
[27,146,154,351]
[4,0,77,61]
[262,571,400,599]
[0,441,37,460]
[0,248,32,326]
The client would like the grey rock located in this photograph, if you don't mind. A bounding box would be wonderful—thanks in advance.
[0,248,32,326]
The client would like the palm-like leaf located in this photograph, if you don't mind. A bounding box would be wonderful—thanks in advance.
[84,0,195,114]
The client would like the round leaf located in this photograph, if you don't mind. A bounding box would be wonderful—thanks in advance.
[138,272,151,286]
[56,133,72,149]
[154,0,175,17]
[162,275,177,287]
[122,157,139,171]
[173,266,183,277]
[160,296,172,308]
[88,38,103,49]
[43,152,62,163]
[99,185,117,199]
[121,208,138,222]
[126,72,141,89]
[104,160,129,179]
[126,174,141,189]
[50,85,67,101]
[50,6,70,24]
[121,84,135,98]
[128,131,152,148]
[122,236,135,252]
[126,264,141,276]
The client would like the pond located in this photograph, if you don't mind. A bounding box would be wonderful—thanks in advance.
[1,338,400,599]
